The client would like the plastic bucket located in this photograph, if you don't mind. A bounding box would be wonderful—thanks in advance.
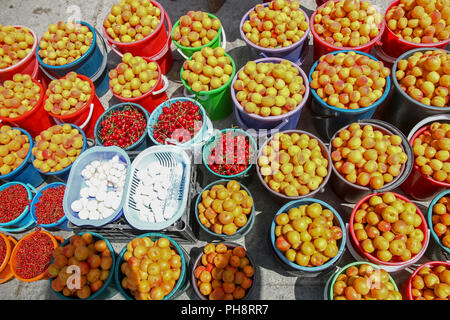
[10,229,64,282]
[0,78,54,138]
[405,261,450,300]
[401,116,450,201]
[240,3,310,65]
[270,198,346,277]
[30,182,69,231]
[382,48,450,135]
[47,74,105,139]
[0,128,45,188]
[0,233,17,284]
[324,261,400,300]
[309,50,392,141]
[0,26,38,83]
[181,53,236,121]
[194,179,256,241]
[31,123,87,181]
[39,24,110,97]
[114,233,188,300]
[256,130,332,203]
[50,232,118,300]
[172,12,225,60]
[94,102,150,152]
[191,242,256,300]
[348,192,429,273]
[427,190,450,256]
[0,182,36,233]
[231,57,310,133]
[103,1,170,58]
[328,119,414,204]
[202,128,258,180]
[380,0,450,60]
[310,0,385,61]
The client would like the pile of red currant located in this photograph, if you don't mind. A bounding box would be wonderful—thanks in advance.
[207,130,253,176]
[98,105,147,149]
[152,100,203,144]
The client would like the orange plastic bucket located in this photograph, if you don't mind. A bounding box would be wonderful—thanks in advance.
[0,78,54,138]
[0,26,38,84]
[45,74,105,139]
[0,233,17,284]
[9,230,63,282]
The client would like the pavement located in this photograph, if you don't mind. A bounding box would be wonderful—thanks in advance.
[0,0,448,300]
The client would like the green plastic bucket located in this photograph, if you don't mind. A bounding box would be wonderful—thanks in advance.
[180,53,236,121]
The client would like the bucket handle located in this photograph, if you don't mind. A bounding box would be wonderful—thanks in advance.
[176,26,227,61]
[182,87,209,101]
[152,75,169,95]
[52,103,94,130]
[26,183,38,195]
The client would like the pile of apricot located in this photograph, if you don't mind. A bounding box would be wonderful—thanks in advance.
[197,180,253,236]
[0,125,30,176]
[353,192,425,263]
[259,132,329,197]
[194,243,254,300]
[331,123,408,189]
[395,49,449,107]
[173,11,221,48]
[233,59,306,117]
[410,264,450,300]
[0,25,35,69]
[431,196,450,249]
[333,263,402,300]
[242,0,309,48]
[310,51,390,109]
[412,122,450,183]
[386,0,450,44]
[0,74,41,118]
[274,202,343,267]
[313,0,383,48]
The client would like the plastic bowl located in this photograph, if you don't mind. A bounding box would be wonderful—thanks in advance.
[30,182,68,230]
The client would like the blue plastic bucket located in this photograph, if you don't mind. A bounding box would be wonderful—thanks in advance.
[31,124,87,181]
[94,102,150,151]
[50,232,118,300]
[428,190,450,256]
[0,181,36,233]
[270,198,346,277]
[309,50,392,140]
[30,182,69,231]
[114,233,188,300]
[0,127,45,188]
[194,179,256,240]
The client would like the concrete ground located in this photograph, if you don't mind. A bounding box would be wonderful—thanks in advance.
[0,0,447,300]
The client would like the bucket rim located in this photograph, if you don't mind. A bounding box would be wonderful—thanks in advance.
[0,26,38,74]
[180,52,236,95]
[308,49,391,114]
[349,191,429,267]
[392,47,450,112]
[231,57,310,122]
[328,119,414,193]
[94,102,149,151]
[256,130,332,200]
[194,179,256,238]
[239,2,310,53]
[427,190,450,254]
[309,0,385,53]
[202,128,258,179]
[405,261,450,300]
[36,21,97,70]
[270,198,347,272]
[0,181,33,227]
[171,12,223,52]
[30,182,67,228]
[0,127,34,181]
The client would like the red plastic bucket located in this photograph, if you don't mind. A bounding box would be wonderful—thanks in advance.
[309,0,385,61]
[379,0,450,60]
[103,0,170,58]
[0,26,38,84]
[406,261,450,300]
[0,78,54,138]
[401,124,450,201]
[46,74,105,139]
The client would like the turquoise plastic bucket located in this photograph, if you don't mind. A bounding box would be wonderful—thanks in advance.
[30,182,69,231]
[114,233,188,300]
[0,181,36,233]
[0,127,45,188]
[49,232,118,300]
[428,189,450,256]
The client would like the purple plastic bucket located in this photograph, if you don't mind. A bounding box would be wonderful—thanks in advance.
[231,57,310,133]
[239,3,310,65]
